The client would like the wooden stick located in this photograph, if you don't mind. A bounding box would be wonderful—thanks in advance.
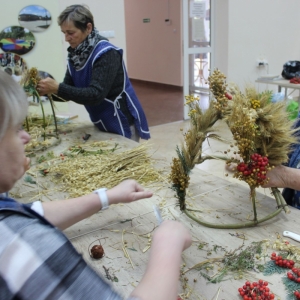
[183,207,283,229]
[122,230,134,269]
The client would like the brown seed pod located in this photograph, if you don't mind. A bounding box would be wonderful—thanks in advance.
[90,245,104,259]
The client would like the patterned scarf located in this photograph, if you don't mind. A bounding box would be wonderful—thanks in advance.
[68,28,106,70]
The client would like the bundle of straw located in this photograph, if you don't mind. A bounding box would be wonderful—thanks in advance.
[49,143,165,197]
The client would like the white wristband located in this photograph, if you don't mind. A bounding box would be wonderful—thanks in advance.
[93,188,109,210]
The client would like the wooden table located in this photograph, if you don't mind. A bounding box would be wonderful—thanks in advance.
[13,123,300,299]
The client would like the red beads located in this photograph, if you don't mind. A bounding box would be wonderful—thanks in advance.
[286,266,300,283]
[236,153,270,186]
[238,280,274,299]
[294,290,300,299]
[270,252,295,269]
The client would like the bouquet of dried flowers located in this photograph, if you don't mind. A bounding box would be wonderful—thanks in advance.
[21,67,58,139]
[170,69,298,228]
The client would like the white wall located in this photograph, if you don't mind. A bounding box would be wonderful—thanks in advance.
[0,0,65,81]
[1,0,300,120]
[0,0,68,115]
[0,0,127,121]
[219,0,300,94]
[214,0,229,76]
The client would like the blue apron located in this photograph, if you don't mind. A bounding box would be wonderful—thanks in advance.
[282,114,300,209]
[68,40,150,140]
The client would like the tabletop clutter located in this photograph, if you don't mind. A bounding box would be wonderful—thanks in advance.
[13,67,300,299]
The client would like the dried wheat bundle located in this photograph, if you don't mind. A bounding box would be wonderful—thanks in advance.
[170,69,299,228]
[49,143,165,197]
[24,125,61,153]
[170,99,222,209]
[225,86,298,189]
[170,70,232,209]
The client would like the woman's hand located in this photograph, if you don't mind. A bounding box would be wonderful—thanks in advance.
[130,220,191,300]
[262,165,288,188]
[107,179,153,205]
[154,220,192,251]
[225,161,289,189]
[37,78,59,95]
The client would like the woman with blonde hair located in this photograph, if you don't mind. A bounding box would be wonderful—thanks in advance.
[0,70,191,299]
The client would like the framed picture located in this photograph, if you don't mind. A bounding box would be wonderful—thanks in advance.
[0,26,35,55]
[18,5,52,33]
[0,53,28,82]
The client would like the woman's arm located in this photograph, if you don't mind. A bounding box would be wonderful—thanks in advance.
[226,161,300,191]
[42,180,153,230]
[263,165,300,190]
[130,221,192,300]
[38,50,122,105]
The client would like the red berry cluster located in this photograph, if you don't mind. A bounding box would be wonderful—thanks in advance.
[238,280,274,300]
[270,252,295,269]
[287,267,300,284]
[236,153,270,186]
[290,77,300,84]
[294,290,300,299]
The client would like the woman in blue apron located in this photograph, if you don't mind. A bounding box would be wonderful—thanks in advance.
[37,5,150,142]
[0,70,191,299]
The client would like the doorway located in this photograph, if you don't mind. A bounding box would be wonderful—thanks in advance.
[183,0,213,119]
[124,0,183,126]
[124,0,213,125]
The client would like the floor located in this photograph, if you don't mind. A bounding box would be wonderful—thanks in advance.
[131,79,184,127]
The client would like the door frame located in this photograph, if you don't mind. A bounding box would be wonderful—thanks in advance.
[182,0,215,119]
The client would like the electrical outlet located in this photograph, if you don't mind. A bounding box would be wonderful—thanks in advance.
[256,59,268,67]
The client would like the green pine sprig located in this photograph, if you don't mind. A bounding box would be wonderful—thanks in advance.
[263,260,288,276]
[282,277,300,300]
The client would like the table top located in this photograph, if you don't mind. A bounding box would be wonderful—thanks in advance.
[256,77,300,89]
[12,123,300,299]
[63,166,300,299]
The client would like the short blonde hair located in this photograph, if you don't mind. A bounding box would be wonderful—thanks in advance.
[0,70,28,142]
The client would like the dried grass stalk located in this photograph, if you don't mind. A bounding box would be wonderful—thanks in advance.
[49,143,165,197]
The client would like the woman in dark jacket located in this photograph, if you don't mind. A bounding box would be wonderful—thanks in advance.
[38,5,150,142]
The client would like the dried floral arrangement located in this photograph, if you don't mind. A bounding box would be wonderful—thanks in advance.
[183,235,300,298]
[21,67,60,150]
[170,69,298,229]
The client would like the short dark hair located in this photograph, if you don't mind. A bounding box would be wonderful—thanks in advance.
[58,5,94,32]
